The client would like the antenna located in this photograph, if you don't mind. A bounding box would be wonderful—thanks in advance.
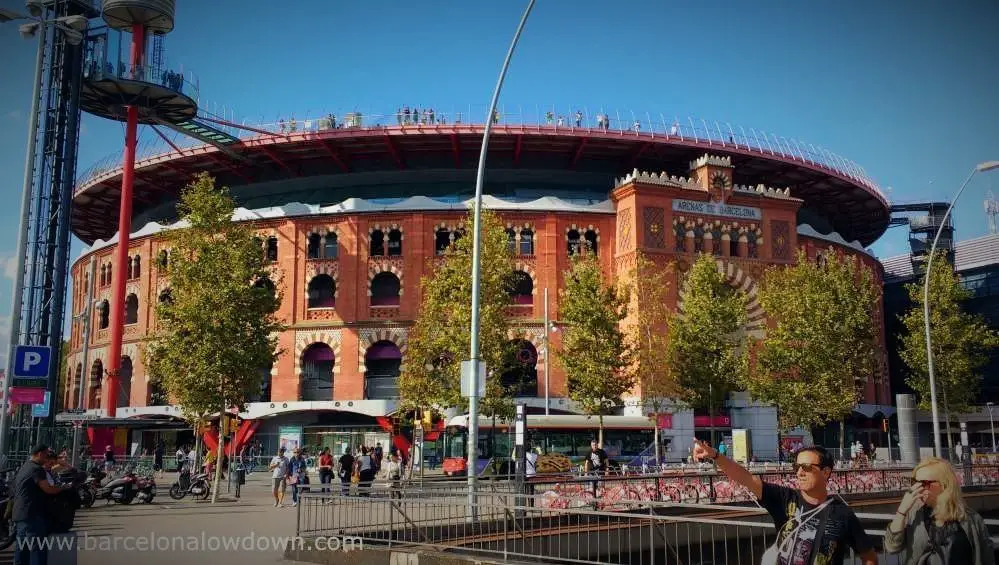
[986,189,999,234]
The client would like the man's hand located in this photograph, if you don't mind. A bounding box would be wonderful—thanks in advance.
[692,440,717,462]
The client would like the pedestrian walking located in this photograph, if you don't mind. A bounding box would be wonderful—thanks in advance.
[692,440,876,565]
[288,449,309,506]
[381,453,403,499]
[269,447,289,508]
[12,445,73,565]
[884,457,994,564]
[355,447,375,497]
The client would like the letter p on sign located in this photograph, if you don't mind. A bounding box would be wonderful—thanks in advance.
[13,345,51,379]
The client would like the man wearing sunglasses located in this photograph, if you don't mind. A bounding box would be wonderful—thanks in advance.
[693,440,877,565]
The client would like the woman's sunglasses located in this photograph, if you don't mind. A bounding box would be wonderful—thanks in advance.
[910,479,940,488]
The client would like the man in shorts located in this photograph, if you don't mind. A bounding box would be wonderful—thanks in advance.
[269,447,289,508]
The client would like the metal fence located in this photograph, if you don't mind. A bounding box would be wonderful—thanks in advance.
[295,486,921,565]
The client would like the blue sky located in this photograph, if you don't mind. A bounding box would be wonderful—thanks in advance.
[1,0,998,365]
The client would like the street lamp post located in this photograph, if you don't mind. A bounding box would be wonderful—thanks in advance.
[924,161,999,458]
[987,402,996,453]
[466,0,534,519]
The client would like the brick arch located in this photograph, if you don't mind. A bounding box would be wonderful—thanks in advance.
[304,261,340,301]
[369,222,403,237]
[367,261,404,296]
[294,329,343,382]
[675,259,766,339]
[565,223,601,241]
[512,260,537,295]
[358,328,408,373]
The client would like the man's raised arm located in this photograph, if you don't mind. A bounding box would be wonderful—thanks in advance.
[691,440,762,500]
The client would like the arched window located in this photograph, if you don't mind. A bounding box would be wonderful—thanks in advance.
[506,228,517,254]
[567,229,582,255]
[365,341,402,399]
[301,343,334,401]
[266,237,278,262]
[501,340,538,397]
[584,230,598,254]
[148,378,168,406]
[127,257,133,280]
[370,230,385,256]
[251,365,272,403]
[125,294,138,324]
[73,363,83,409]
[99,265,106,286]
[387,229,402,256]
[509,271,533,305]
[307,233,322,259]
[89,359,103,409]
[435,228,452,255]
[106,264,112,283]
[254,277,275,295]
[159,288,172,305]
[132,255,141,279]
[323,233,338,259]
[519,229,534,256]
[371,272,401,306]
[98,300,110,329]
[307,275,335,308]
[118,356,133,408]
[157,250,169,271]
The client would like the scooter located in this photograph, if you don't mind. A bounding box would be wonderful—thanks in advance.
[95,472,137,504]
[134,474,157,504]
[168,468,210,500]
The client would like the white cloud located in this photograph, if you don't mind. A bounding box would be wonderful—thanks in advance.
[0,253,16,281]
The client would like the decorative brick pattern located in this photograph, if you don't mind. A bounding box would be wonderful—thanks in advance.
[617,210,632,252]
[367,258,405,296]
[643,207,665,249]
[305,260,340,304]
[357,328,409,373]
[771,220,791,260]
[512,258,537,294]
[369,306,401,319]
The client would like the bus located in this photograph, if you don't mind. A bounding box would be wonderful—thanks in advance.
[440,414,657,476]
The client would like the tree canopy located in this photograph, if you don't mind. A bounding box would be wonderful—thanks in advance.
[749,249,880,432]
[398,210,517,420]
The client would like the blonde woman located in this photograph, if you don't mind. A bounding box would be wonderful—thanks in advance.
[885,457,994,565]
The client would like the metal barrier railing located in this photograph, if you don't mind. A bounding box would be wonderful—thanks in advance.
[74,104,884,204]
[294,487,927,565]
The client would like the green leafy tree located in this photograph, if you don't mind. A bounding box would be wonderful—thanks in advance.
[399,210,517,425]
[147,173,282,502]
[749,249,880,441]
[628,253,681,462]
[900,251,999,454]
[57,340,70,409]
[557,250,633,444]
[667,253,748,446]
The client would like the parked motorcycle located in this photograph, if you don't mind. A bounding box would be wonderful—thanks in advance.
[168,468,210,500]
[95,472,138,504]
[134,474,157,504]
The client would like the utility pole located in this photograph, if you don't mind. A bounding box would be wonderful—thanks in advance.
[544,287,550,416]
[70,257,96,468]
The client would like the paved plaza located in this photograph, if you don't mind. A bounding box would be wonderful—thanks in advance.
[0,472,318,565]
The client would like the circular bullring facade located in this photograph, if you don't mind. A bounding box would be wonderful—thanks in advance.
[63,123,891,451]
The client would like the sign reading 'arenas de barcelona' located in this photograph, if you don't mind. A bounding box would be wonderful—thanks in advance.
[671,199,762,221]
[63,121,890,455]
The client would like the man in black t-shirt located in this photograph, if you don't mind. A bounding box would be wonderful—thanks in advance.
[585,440,608,474]
[692,441,877,565]
[12,445,73,565]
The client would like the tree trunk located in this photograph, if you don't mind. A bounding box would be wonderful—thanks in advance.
[653,406,661,466]
[943,387,954,460]
[211,409,225,504]
[598,414,604,446]
[840,418,846,459]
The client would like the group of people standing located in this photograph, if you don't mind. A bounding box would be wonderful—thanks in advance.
[268,443,406,507]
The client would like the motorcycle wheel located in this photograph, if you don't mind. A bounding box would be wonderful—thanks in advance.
[197,483,211,500]
[168,484,185,500]
[143,495,155,504]
[0,519,15,551]
[79,488,95,508]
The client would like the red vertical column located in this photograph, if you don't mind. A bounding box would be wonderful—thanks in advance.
[106,23,146,417]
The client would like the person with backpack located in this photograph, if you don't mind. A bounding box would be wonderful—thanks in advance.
[692,440,877,565]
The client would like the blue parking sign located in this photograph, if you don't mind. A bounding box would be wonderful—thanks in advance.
[13,345,51,379]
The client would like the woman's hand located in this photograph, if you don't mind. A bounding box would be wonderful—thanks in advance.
[897,483,926,516]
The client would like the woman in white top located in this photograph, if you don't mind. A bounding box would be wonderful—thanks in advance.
[381,453,404,499]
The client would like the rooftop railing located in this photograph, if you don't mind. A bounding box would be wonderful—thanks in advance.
[75,105,885,205]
